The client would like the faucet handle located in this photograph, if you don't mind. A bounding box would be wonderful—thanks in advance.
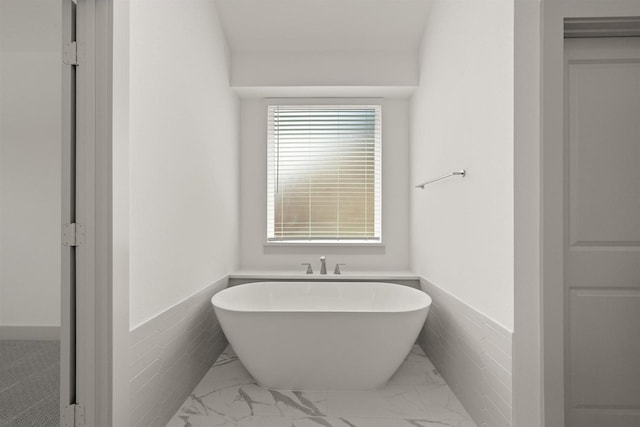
[334,263,346,274]
[301,263,313,274]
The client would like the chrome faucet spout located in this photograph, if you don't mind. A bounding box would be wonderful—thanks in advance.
[320,256,327,274]
[301,263,313,274]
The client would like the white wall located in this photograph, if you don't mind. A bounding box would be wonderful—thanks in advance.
[112,0,131,424]
[232,51,418,88]
[239,97,410,271]
[128,0,239,328]
[0,0,61,328]
[513,0,542,424]
[410,0,514,330]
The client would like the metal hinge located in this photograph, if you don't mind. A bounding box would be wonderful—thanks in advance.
[63,41,79,66]
[61,404,85,426]
[63,223,85,247]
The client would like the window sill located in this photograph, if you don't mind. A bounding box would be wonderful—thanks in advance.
[264,241,384,248]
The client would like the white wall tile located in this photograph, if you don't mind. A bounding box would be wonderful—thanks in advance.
[482,338,512,374]
[482,352,512,390]
[483,365,513,407]
[419,277,513,427]
[128,277,228,427]
[484,322,512,355]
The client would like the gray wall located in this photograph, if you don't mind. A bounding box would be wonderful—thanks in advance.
[0,0,62,333]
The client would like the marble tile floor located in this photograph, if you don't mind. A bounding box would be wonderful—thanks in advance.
[167,345,476,427]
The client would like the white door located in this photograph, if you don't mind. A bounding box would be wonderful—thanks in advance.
[564,37,640,427]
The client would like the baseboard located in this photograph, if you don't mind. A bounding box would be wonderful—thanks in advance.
[418,277,513,427]
[128,276,229,427]
[0,325,60,340]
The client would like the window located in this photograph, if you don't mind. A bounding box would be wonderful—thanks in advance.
[267,104,382,243]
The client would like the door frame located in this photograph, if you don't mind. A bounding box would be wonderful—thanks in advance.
[65,0,114,425]
[540,3,640,426]
[61,0,76,423]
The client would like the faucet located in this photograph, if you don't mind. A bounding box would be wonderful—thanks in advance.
[301,263,313,274]
[320,256,327,274]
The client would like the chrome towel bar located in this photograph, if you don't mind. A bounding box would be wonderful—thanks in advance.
[415,170,466,189]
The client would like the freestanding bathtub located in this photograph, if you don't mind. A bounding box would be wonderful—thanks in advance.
[211,281,431,391]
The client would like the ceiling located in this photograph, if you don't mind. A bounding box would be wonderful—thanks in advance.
[214,0,432,53]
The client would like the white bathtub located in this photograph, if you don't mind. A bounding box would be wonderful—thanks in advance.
[211,281,431,391]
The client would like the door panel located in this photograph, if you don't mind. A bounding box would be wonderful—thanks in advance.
[570,290,640,405]
[568,57,640,246]
[565,37,640,427]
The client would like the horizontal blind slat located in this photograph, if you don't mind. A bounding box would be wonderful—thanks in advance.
[267,104,382,242]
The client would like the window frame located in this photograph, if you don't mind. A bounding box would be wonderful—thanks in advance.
[264,98,383,246]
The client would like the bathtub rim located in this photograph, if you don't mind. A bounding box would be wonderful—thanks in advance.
[211,280,432,314]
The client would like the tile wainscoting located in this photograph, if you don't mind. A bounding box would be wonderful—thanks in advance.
[128,276,229,427]
[127,274,508,426]
[418,277,513,427]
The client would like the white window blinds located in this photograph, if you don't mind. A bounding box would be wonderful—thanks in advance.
[267,105,382,242]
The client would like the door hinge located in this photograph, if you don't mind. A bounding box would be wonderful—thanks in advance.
[63,41,79,66]
[61,404,85,427]
[63,223,84,247]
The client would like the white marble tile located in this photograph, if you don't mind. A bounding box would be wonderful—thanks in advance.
[292,417,352,427]
[167,414,294,427]
[387,346,447,387]
[292,417,471,427]
[168,414,474,427]
[416,384,476,427]
[182,381,328,420]
[190,357,255,397]
[233,385,327,418]
[326,386,428,419]
[169,345,477,427]
[216,346,238,362]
